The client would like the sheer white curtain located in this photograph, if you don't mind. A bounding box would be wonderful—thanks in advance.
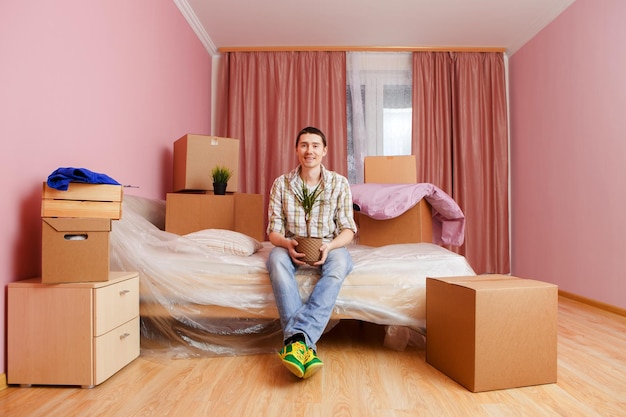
[346,52,412,183]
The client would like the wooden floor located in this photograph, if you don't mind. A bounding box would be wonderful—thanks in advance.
[1,296,625,417]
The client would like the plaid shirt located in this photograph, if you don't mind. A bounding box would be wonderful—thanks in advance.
[267,165,357,241]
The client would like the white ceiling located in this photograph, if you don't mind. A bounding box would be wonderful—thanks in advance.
[175,0,577,56]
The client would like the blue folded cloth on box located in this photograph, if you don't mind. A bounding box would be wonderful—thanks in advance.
[47,167,121,191]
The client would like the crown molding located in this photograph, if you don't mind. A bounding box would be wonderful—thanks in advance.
[174,0,218,56]
[218,45,506,53]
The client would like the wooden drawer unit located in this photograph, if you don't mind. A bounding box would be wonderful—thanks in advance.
[8,271,140,388]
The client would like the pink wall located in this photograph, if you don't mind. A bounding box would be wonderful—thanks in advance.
[509,0,626,309]
[0,1,212,375]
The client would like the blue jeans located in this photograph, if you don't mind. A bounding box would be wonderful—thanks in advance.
[267,246,354,352]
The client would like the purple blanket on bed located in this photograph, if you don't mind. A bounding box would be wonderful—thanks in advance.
[350,183,465,246]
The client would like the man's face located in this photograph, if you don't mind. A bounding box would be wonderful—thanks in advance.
[296,133,327,169]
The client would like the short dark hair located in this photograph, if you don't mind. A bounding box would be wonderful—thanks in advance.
[295,126,327,148]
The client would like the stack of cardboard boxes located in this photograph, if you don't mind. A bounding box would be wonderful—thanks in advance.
[165,134,265,240]
[41,182,123,283]
[358,156,558,392]
[356,155,433,246]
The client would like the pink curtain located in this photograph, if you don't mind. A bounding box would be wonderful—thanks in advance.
[215,51,347,210]
[412,52,509,274]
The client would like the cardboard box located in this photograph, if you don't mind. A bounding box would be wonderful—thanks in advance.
[355,200,433,246]
[231,193,266,241]
[356,155,432,246]
[426,275,558,392]
[173,134,240,192]
[42,182,123,219]
[165,192,265,241]
[42,217,111,283]
[364,155,416,183]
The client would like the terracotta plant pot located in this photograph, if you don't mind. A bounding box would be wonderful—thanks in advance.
[294,236,323,265]
[213,182,227,195]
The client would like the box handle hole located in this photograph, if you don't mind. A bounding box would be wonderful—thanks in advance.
[64,234,88,241]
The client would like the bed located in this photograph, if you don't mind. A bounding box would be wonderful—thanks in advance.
[110,187,476,358]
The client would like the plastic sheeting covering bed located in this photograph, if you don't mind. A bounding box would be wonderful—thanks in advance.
[110,195,476,358]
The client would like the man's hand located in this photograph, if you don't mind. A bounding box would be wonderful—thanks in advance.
[288,238,307,265]
[312,229,354,266]
[312,242,332,266]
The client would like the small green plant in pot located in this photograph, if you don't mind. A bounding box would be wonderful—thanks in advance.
[211,165,232,195]
[293,181,324,264]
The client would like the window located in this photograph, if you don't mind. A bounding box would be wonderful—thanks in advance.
[347,52,412,183]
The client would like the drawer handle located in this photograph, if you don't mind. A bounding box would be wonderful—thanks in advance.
[120,333,131,340]
[119,289,131,296]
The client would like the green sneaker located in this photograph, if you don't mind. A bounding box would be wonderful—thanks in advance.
[303,348,324,379]
[278,341,308,378]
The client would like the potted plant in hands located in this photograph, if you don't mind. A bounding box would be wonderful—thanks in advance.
[211,165,232,195]
[293,181,324,264]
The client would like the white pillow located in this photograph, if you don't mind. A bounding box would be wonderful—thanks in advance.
[183,229,263,256]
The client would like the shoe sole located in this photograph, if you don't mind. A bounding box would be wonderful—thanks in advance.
[279,353,305,378]
[303,361,323,379]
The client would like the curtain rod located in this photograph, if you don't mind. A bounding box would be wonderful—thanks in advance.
[217,45,507,53]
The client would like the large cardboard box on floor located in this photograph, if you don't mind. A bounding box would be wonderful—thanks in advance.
[41,182,123,219]
[355,155,433,246]
[426,275,558,392]
[165,192,265,241]
[42,217,111,283]
[173,134,240,192]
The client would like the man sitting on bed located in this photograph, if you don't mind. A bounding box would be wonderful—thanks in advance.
[266,126,357,379]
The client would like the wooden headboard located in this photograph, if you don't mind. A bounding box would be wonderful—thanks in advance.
[355,156,433,246]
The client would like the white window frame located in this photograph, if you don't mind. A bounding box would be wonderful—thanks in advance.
[347,52,412,183]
